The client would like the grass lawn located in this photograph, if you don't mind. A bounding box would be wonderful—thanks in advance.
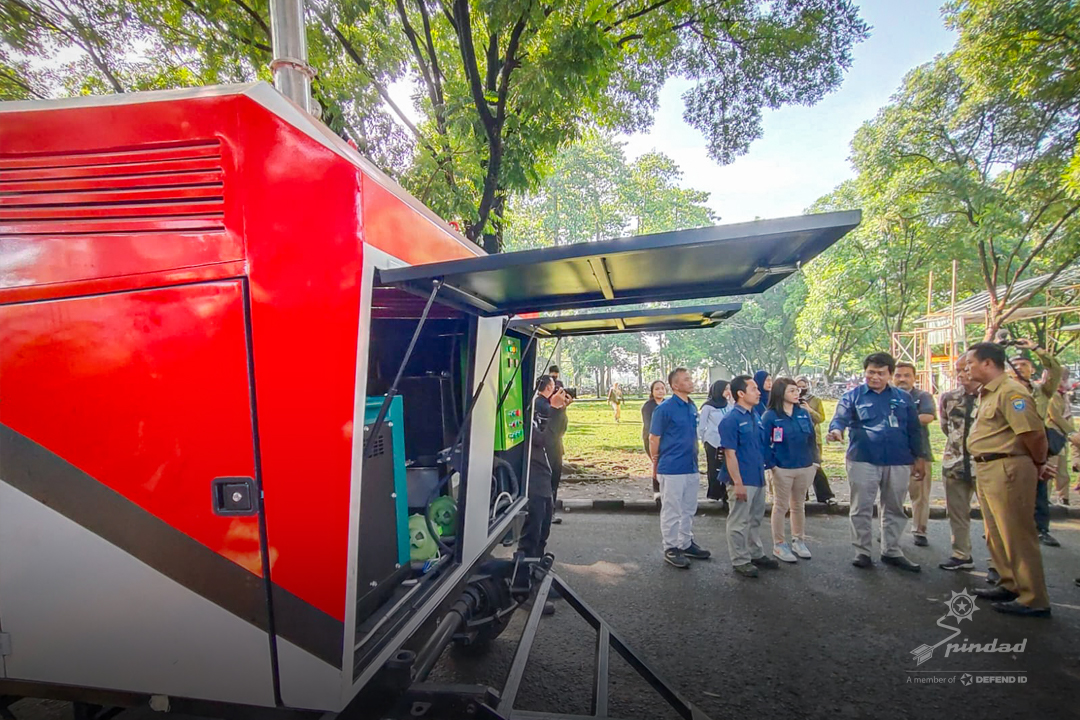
[562,395,947,482]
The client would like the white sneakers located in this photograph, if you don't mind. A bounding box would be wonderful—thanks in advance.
[774,540,812,562]
[792,539,812,559]
[774,543,798,563]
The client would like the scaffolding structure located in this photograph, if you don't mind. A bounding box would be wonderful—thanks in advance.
[892,263,1080,393]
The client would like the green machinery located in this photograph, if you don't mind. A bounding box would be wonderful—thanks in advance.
[493,335,525,451]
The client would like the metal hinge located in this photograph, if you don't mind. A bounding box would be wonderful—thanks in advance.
[0,632,11,656]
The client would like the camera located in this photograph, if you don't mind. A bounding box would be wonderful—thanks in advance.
[994,330,1022,348]
[563,387,578,399]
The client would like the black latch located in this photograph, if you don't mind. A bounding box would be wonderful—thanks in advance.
[212,477,258,516]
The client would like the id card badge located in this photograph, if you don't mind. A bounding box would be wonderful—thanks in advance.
[772,426,784,442]
[888,414,899,428]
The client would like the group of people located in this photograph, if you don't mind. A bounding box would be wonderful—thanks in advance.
[646,368,839,574]
[644,343,1073,618]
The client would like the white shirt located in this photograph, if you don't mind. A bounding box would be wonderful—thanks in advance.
[698,404,732,448]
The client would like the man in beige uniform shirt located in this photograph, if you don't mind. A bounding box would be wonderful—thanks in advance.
[1008,340,1063,546]
[966,342,1051,618]
[1047,368,1074,505]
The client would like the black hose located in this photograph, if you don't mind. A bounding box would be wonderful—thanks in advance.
[492,456,520,497]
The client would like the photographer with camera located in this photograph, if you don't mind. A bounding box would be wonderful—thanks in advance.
[1003,337,1064,547]
[545,366,573,524]
[796,376,837,504]
[520,375,570,615]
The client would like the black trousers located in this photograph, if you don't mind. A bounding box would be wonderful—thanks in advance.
[644,436,660,493]
[520,495,554,558]
[812,465,835,502]
[704,442,727,501]
[550,438,564,502]
[1035,478,1050,534]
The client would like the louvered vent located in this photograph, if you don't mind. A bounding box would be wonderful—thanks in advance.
[0,140,225,236]
[365,432,386,459]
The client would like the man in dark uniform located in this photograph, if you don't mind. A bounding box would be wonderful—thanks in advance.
[966,342,1051,617]
[520,376,568,563]
[545,365,569,523]
[894,361,937,546]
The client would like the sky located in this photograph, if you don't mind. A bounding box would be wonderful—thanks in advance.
[619,0,958,223]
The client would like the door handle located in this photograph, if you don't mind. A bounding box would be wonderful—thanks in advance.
[212,476,258,516]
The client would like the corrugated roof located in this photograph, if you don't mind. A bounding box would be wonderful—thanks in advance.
[916,264,1080,325]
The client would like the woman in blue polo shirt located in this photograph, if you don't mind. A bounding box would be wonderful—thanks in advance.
[761,377,817,563]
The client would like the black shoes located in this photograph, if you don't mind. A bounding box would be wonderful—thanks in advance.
[664,548,690,569]
[852,554,873,569]
[733,563,759,578]
[683,542,712,560]
[973,586,1018,602]
[939,557,975,571]
[882,555,921,572]
[1039,532,1061,547]
[551,516,563,525]
[913,534,929,547]
[991,601,1051,618]
[751,555,780,570]
[987,568,1001,585]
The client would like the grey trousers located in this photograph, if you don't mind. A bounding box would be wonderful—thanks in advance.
[658,472,699,551]
[726,484,767,566]
[847,461,911,558]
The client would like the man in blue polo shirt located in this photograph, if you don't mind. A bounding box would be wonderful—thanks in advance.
[828,352,927,572]
[720,374,780,578]
[649,367,711,569]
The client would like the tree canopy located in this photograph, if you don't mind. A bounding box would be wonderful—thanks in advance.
[2,0,869,249]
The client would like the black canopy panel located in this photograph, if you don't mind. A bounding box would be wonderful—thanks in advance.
[378,210,861,316]
[507,303,742,337]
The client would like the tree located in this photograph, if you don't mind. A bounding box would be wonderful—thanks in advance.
[0,0,190,97]
[945,0,1080,193]
[502,132,715,249]
[851,52,1080,339]
[672,277,807,378]
[503,132,631,249]
[2,0,870,250]
[620,151,716,234]
[795,195,875,379]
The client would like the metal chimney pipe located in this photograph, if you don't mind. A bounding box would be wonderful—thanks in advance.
[269,0,315,114]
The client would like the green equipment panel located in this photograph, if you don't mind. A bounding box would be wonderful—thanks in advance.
[494,336,525,450]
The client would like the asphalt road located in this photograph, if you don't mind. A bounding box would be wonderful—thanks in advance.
[430,512,1080,720]
[7,515,1080,720]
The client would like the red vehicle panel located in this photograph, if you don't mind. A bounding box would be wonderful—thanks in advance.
[235,101,365,624]
[0,85,484,656]
[0,280,263,575]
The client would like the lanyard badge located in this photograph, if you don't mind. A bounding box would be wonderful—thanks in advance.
[772,426,784,442]
[888,395,901,428]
